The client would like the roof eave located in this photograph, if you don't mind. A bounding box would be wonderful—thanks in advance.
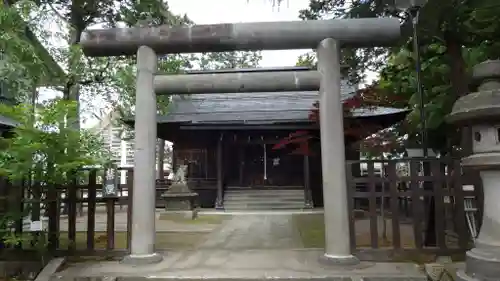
[122,107,410,128]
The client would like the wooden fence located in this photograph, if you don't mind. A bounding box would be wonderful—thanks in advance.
[0,157,482,260]
[0,167,134,258]
[346,157,480,260]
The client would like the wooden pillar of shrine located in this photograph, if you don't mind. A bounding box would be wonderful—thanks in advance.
[238,146,244,186]
[215,133,224,209]
[303,154,313,208]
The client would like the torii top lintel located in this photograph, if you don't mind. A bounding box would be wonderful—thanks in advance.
[80,18,401,57]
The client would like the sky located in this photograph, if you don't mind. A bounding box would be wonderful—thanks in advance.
[166,0,312,67]
[39,0,376,128]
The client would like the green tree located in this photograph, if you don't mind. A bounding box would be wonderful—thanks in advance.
[290,0,500,249]
[0,100,109,181]
[0,1,64,105]
[296,0,500,155]
[19,0,263,126]
[4,0,191,130]
[0,99,110,255]
[197,51,262,70]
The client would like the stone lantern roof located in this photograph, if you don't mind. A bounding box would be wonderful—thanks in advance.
[447,60,500,125]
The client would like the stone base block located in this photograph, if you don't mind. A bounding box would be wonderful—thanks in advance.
[462,247,500,280]
[160,210,198,220]
[164,199,194,211]
[456,270,479,281]
[318,254,364,268]
[120,253,163,266]
[161,184,198,212]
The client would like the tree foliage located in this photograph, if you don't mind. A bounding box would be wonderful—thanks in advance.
[0,99,110,253]
[22,0,262,123]
[0,100,109,183]
[197,51,262,70]
[27,0,192,124]
[295,0,500,154]
[0,1,55,104]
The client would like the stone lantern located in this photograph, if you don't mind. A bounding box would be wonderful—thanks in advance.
[447,60,500,281]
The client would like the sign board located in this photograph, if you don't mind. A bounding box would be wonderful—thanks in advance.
[102,166,118,197]
[29,220,43,231]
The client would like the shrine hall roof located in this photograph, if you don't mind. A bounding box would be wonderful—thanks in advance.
[158,81,408,125]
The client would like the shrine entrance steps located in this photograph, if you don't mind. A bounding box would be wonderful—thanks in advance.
[223,187,305,210]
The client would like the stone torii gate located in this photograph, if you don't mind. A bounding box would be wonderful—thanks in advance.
[80,18,401,265]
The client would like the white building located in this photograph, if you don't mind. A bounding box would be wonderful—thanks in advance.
[91,110,171,183]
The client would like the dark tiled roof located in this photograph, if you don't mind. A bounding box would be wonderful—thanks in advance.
[0,115,18,128]
[158,80,408,125]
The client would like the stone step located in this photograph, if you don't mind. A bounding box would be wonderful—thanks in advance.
[224,192,304,197]
[223,198,305,203]
[223,200,305,207]
[225,189,304,193]
[224,201,305,206]
[225,197,304,201]
[223,189,306,210]
[223,201,304,207]
[224,197,304,203]
[224,191,304,197]
[226,189,304,193]
[225,197,305,201]
[223,204,305,210]
[225,194,304,198]
[226,186,302,190]
[225,198,304,202]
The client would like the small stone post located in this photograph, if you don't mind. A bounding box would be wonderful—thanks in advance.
[121,46,162,265]
[317,38,359,265]
[448,60,500,281]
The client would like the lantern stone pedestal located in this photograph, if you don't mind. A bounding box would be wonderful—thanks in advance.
[161,165,198,219]
[448,60,500,281]
[161,183,198,209]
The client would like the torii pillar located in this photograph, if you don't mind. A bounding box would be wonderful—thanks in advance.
[80,18,401,265]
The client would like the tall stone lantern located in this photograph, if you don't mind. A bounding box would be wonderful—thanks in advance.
[448,60,500,281]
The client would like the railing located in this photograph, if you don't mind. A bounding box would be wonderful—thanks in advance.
[0,167,134,258]
[0,158,481,260]
[346,157,479,260]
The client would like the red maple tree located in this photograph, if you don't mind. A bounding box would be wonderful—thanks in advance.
[272,85,404,156]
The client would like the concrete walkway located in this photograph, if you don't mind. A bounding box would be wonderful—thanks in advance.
[53,210,428,280]
[55,249,427,280]
[199,213,303,249]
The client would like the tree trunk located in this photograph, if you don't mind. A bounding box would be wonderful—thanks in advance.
[445,31,484,232]
[445,30,470,151]
[65,23,85,215]
[423,31,470,247]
